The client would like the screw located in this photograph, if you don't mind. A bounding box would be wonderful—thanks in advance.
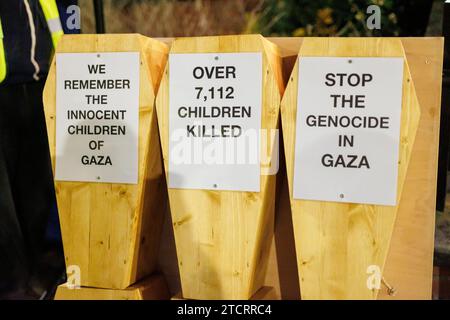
[339,194,344,199]
[382,277,396,296]
[387,287,397,296]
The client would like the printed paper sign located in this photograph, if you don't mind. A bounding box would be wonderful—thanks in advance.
[293,57,404,206]
[55,52,140,184]
[168,52,262,192]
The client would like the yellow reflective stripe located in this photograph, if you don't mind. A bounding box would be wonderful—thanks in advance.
[0,19,7,83]
[51,31,63,48]
[0,1,62,83]
[39,0,59,20]
[39,0,63,48]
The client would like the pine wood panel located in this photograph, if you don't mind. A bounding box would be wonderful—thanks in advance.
[154,37,441,300]
[280,38,421,299]
[55,274,169,300]
[43,34,169,289]
[377,38,443,300]
[155,35,283,299]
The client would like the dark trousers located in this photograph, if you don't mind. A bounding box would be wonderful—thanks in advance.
[0,80,59,294]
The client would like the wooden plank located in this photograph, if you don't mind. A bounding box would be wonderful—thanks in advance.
[155,35,283,299]
[54,274,170,300]
[378,38,443,300]
[171,286,276,300]
[43,34,169,289]
[280,38,421,299]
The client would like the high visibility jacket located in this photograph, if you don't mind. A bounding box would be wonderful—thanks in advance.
[0,0,63,84]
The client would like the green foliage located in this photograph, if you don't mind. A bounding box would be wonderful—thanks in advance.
[248,0,419,36]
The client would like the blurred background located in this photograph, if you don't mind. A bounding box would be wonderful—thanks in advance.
[78,0,442,37]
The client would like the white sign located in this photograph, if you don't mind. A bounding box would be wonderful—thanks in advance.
[55,52,140,184]
[168,52,263,192]
[293,57,404,206]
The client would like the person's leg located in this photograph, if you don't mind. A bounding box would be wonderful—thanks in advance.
[0,84,31,296]
[12,80,64,295]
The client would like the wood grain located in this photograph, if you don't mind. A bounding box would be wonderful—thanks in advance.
[54,274,170,300]
[378,38,443,300]
[155,35,283,299]
[280,38,422,299]
[43,34,169,289]
[46,36,440,299]
[154,37,441,300]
